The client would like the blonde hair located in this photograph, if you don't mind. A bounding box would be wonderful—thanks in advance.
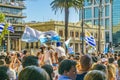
[84,70,107,80]
[107,64,116,80]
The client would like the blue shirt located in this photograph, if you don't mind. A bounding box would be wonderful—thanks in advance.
[58,75,72,80]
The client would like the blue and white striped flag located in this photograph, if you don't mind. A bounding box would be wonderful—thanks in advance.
[84,30,96,47]
[22,26,42,42]
[0,23,5,33]
[7,25,14,33]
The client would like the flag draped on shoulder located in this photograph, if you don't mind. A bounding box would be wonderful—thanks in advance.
[21,26,42,42]
[84,30,96,47]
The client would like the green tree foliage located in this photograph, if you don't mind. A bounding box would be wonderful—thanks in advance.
[0,13,9,45]
[50,0,83,41]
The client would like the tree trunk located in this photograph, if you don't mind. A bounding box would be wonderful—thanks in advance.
[65,7,69,41]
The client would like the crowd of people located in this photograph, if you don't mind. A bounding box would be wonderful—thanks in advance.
[0,42,120,80]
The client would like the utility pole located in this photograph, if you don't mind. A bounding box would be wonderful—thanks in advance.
[97,0,102,53]
[81,1,84,54]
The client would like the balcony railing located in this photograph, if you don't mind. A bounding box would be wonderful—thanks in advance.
[4,12,26,18]
[0,1,25,9]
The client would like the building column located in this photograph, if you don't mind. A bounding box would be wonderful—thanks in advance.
[18,39,21,51]
[15,39,18,51]
[7,38,10,52]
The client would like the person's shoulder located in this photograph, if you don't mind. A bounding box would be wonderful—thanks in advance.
[76,72,87,79]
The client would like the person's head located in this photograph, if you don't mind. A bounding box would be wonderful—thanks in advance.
[41,64,54,80]
[0,59,5,65]
[117,59,120,67]
[91,64,107,74]
[22,55,39,68]
[5,56,12,65]
[58,56,66,64]
[18,66,50,80]
[0,65,9,80]
[22,50,27,55]
[101,58,108,65]
[92,56,98,63]
[58,59,77,80]
[108,57,114,64]
[107,64,116,80]
[84,70,107,80]
[80,54,92,70]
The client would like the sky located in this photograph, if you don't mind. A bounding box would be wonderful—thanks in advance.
[24,0,79,22]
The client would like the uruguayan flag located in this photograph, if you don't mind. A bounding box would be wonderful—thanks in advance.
[21,26,42,42]
[64,37,71,48]
[84,30,96,47]
[0,23,5,33]
[7,25,14,33]
[68,46,74,54]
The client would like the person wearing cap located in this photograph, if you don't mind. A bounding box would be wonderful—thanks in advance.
[55,42,66,63]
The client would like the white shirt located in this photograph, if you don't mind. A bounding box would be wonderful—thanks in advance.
[44,49,54,65]
[7,68,16,80]
[55,46,66,57]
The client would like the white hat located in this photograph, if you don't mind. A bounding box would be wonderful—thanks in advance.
[101,58,108,62]
[40,43,47,47]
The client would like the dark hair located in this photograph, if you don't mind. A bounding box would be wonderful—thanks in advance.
[92,64,107,73]
[118,53,120,57]
[108,57,114,63]
[58,56,65,64]
[18,66,50,80]
[17,53,21,58]
[23,50,27,55]
[42,64,53,80]
[0,59,5,65]
[117,59,120,67]
[58,59,76,75]
[0,65,9,80]
[39,47,44,54]
[22,55,39,68]
[5,56,12,64]
[0,55,5,59]
[92,56,98,63]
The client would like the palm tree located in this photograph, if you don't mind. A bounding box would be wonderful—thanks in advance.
[50,0,83,41]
